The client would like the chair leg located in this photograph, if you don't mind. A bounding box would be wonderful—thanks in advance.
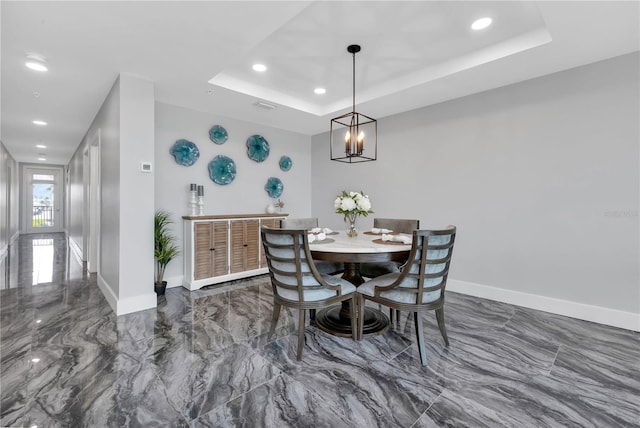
[350,295,357,340]
[435,307,449,347]
[268,302,281,340]
[357,295,365,341]
[414,312,427,366]
[389,308,401,325]
[296,309,306,361]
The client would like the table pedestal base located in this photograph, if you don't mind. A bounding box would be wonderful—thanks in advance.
[314,304,389,338]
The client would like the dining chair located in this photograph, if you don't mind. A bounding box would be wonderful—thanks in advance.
[356,226,456,366]
[280,217,319,229]
[360,218,420,323]
[359,218,420,278]
[280,217,344,275]
[261,226,357,360]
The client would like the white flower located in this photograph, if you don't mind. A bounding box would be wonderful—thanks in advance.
[340,198,356,211]
[356,197,371,211]
[334,190,373,219]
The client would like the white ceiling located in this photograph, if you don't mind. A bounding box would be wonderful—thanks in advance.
[1,1,638,165]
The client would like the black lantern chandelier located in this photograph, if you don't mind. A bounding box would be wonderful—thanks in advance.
[330,44,377,163]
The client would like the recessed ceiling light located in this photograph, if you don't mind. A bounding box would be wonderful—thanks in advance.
[38,157,47,161]
[252,63,267,72]
[36,319,42,323]
[25,54,48,72]
[32,120,47,126]
[31,358,40,363]
[471,17,492,30]
[36,144,47,149]
[314,88,326,95]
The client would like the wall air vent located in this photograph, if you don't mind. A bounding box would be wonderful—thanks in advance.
[253,100,276,110]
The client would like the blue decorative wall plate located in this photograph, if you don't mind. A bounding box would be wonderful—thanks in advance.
[246,135,270,162]
[279,155,293,171]
[208,155,236,185]
[265,177,283,198]
[209,125,228,145]
[170,139,200,166]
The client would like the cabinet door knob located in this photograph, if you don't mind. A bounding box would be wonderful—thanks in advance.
[243,244,248,247]
[210,248,215,251]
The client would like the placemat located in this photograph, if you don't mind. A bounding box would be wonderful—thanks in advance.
[372,238,410,246]
[309,238,335,244]
[363,231,399,236]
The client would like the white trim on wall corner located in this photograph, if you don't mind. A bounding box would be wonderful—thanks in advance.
[115,293,157,316]
[164,275,184,289]
[98,273,157,316]
[10,231,19,244]
[448,279,640,332]
[97,273,118,314]
[69,237,83,262]
[0,245,7,261]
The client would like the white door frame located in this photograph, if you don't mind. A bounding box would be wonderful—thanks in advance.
[87,131,101,273]
[5,164,11,243]
[23,166,63,234]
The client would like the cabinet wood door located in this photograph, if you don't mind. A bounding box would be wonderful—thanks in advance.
[194,221,228,280]
[230,219,260,273]
[259,218,281,267]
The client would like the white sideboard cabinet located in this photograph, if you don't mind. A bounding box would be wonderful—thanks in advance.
[182,213,286,290]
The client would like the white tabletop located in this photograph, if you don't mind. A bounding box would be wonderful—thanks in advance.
[309,230,412,254]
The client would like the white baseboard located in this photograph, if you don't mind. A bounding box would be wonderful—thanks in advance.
[97,273,118,314]
[448,279,640,332]
[69,237,84,262]
[115,292,157,316]
[164,275,184,289]
[98,273,157,316]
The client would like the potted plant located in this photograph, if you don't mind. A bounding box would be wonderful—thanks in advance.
[154,209,180,295]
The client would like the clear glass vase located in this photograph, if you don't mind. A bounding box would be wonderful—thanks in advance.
[346,214,359,237]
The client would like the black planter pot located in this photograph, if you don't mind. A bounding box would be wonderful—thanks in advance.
[154,281,167,295]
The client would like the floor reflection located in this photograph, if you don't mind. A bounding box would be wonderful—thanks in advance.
[0,233,84,289]
[32,238,54,285]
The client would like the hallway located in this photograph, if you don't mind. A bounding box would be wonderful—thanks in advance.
[1,234,639,427]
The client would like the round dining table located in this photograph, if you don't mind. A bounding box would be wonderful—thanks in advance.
[309,230,411,338]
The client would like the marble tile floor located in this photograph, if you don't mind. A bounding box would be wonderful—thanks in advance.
[1,233,639,427]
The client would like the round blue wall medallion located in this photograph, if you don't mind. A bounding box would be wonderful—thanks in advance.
[170,139,200,166]
[208,155,236,185]
[246,135,270,162]
[279,155,293,171]
[265,177,283,198]
[209,125,228,145]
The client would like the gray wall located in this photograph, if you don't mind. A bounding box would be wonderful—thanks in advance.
[67,74,156,315]
[0,141,19,255]
[154,102,312,286]
[68,76,120,290]
[118,75,155,303]
[311,52,639,316]
[68,143,84,256]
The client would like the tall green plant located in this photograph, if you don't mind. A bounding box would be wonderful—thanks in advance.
[154,210,180,284]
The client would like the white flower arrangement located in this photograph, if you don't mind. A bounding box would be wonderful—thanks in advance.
[334,191,373,222]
